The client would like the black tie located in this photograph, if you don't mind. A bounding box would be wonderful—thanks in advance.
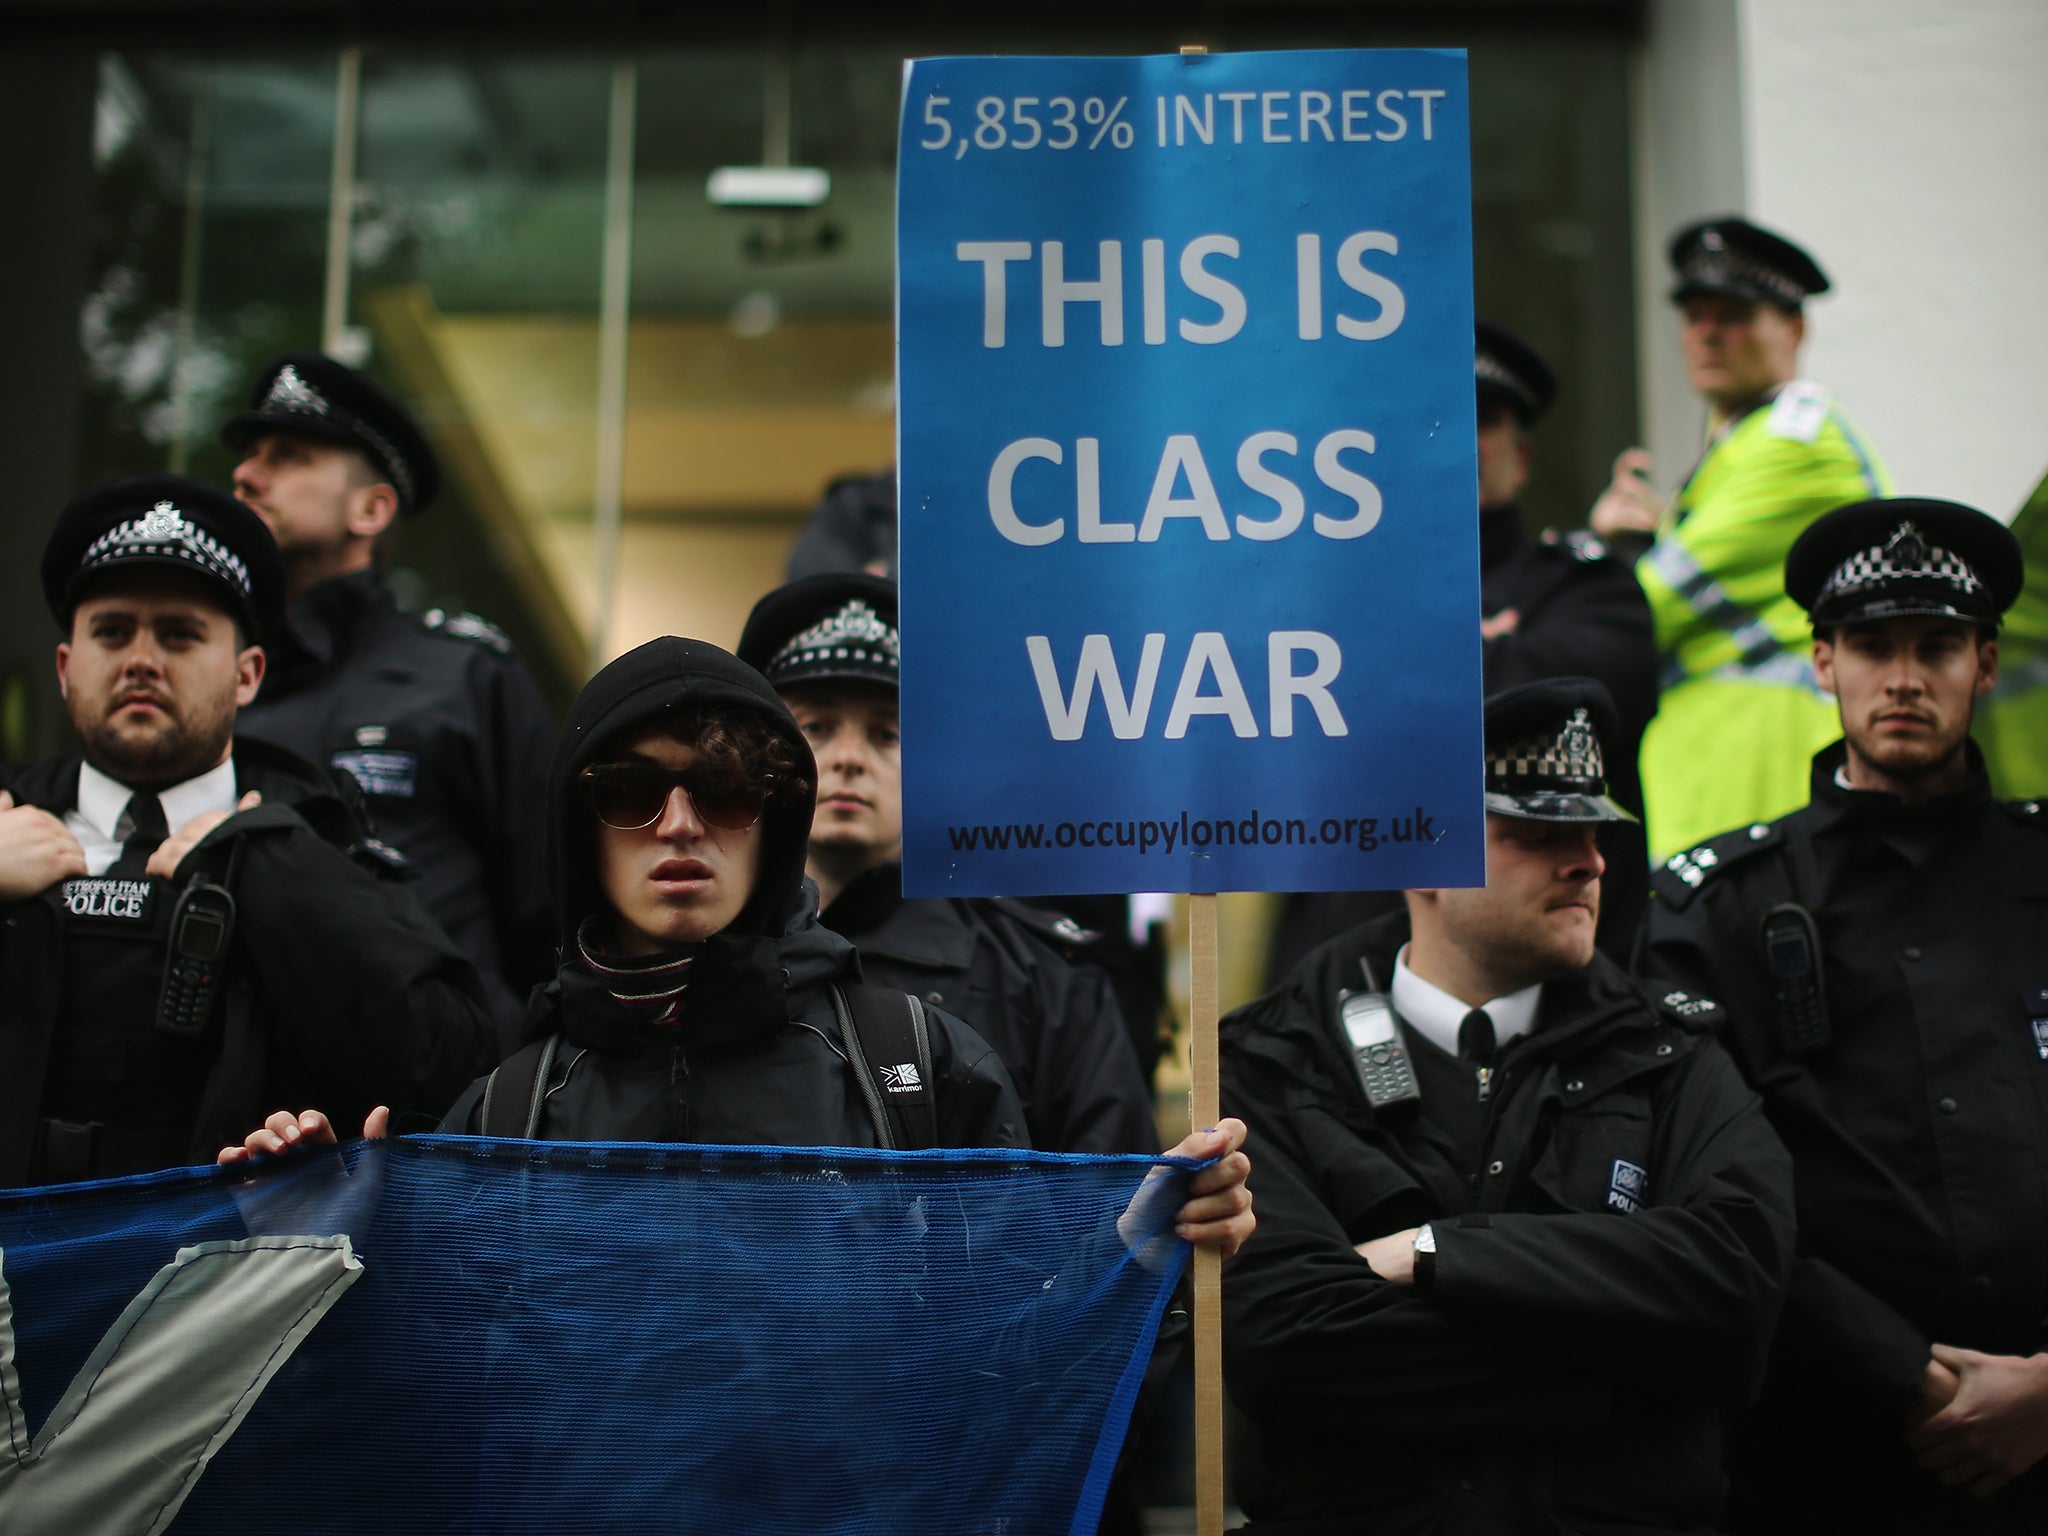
[1458,1007,1497,1066]
[109,791,169,878]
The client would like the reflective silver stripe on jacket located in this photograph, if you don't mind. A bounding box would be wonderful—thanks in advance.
[1647,537,1816,691]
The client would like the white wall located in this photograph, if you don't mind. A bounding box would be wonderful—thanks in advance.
[1632,0,1747,501]
[1636,0,2048,520]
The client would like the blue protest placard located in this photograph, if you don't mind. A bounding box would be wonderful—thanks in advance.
[898,49,1482,897]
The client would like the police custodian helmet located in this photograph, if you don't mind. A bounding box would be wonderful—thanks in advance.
[1785,496,2023,631]
[1483,678,1637,824]
[738,573,900,691]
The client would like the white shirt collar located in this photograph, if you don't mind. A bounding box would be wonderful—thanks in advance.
[75,757,239,841]
[1390,944,1543,1060]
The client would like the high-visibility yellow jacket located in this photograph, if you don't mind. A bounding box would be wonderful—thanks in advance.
[1636,381,1890,860]
[1977,471,2048,798]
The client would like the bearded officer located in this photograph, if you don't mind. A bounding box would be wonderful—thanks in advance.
[1639,498,2048,1533]
[1223,678,1792,1534]
[1266,323,1660,985]
[0,475,494,1185]
[1591,217,1891,861]
[224,353,555,1049]
[737,573,1155,1155]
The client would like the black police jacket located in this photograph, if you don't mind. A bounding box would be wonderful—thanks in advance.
[820,864,1155,1153]
[1222,911,1792,1535]
[236,568,556,1048]
[0,737,497,1185]
[1639,742,2048,1533]
[1264,505,1659,987]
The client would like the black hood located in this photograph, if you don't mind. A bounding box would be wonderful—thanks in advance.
[547,635,817,952]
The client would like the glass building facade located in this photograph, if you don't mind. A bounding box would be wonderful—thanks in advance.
[0,4,1637,761]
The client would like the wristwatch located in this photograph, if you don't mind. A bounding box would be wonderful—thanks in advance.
[1412,1223,1437,1291]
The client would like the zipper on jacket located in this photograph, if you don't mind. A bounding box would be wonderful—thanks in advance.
[670,1043,691,1140]
[1471,1063,1517,1202]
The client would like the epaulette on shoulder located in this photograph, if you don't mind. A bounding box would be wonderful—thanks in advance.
[1650,820,1784,909]
[2001,796,2047,828]
[1539,527,1611,564]
[421,607,513,655]
[1653,986,1725,1032]
[346,836,414,881]
[989,898,1100,952]
[1763,380,1832,445]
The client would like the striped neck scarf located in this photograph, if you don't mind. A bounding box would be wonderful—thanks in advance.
[576,916,698,1029]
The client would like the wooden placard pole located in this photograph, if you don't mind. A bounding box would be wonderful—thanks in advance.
[1189,891,1225,1536]
[1173,41,1224,1536]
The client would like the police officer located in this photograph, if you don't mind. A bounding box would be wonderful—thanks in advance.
[1267,323,1660,984]
[1223,678,1792,1534]
[1639,497,2048,1532]
[1591,216,1892,860]
[787,472,1172,1075]
[224,353,556,1048]
[737,574,1156,1154]
[0,475,494,1185]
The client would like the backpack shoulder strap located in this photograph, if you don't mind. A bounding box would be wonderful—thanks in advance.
[478,1034,563,1139]
[831,983,939,1151]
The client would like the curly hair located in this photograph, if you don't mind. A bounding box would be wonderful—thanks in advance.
[634,703,813,806]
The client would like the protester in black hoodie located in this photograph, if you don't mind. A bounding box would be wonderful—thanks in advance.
[224,637,1253,1252]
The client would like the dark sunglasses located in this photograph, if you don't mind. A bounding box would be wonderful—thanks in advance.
[580,763,771,831]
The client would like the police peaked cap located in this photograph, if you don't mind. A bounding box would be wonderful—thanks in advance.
[1668,216,1829,310]
[222,352,442,517]
[1483,677,1637,824]
[1475,320,1558,425]
[42,473,286,642]
[738,573,900,691]
[1786,496,2021,630]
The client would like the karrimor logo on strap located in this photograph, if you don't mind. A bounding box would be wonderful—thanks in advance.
[880,1063,923,1094]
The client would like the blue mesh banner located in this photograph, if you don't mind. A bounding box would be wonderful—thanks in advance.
[0,1137,1197,1535]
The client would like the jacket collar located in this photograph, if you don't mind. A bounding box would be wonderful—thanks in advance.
[1806,738,1990,866]
[818,863,978,971]
[1337,910,1653,1065]
[537,895,860,1057]
[1478,501,1524,571]
[821,861,906,934]
[74,757,239,844]
[284,567,388,669]
[4,735,335,818]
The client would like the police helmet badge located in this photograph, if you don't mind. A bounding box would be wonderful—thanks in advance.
[138,502,187,542]
[1884,521,1928,568]
[1559,708,1597,775]
[264,363,331,416]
